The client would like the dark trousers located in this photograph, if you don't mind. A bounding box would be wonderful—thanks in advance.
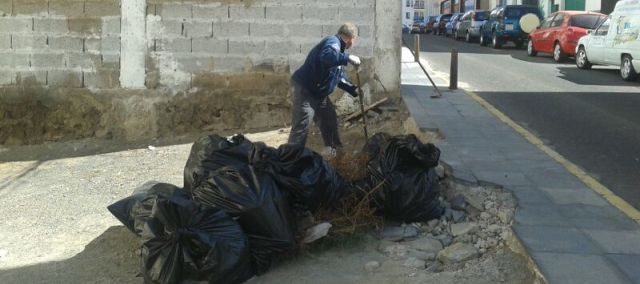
[287,80,342,148]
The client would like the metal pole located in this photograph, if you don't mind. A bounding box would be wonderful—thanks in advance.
[414,34,420,62]
[355,66,369,146]
[449,48,458,90]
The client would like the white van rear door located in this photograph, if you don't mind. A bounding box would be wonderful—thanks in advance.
[588,17,611,63]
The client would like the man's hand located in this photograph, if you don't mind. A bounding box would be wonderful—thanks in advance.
[348,55,360,67]
[345,84,359,97]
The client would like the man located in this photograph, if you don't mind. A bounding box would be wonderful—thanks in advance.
[288,22,361,156]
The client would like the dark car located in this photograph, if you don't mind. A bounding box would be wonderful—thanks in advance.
[425,16,438,33]
[445,13,464,37]
[456,10,490,42]
[434,13,453,35]
[479,5,543,48]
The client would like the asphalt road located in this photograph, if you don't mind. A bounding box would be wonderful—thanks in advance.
[404,33,640,210]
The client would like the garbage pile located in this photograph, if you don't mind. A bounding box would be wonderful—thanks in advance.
[108,133,444,283]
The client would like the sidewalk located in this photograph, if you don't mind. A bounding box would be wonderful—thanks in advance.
[400,47,640,284]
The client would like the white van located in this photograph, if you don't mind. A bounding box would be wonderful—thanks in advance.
[575,0,640,81]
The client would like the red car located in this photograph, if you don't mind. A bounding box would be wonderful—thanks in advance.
[527,11,606,62]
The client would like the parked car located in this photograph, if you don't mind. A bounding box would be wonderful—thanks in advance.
[425,16,438,34]
[402,23,411,34]
[435,13,453,35]
[411,20,427,33]
[528,11,606,62]
[576,0,640,81]
[445,13,463,37]
[479,5,543,48]
[456,10,490,42]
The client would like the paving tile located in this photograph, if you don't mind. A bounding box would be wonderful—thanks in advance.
[556,205,639,230]
[606,254,640,284]
[532,252,631,284]
[514,204,570,226]
[583,230,640,254]
[509,185,555,205]
[513,225,603,253]
[526,170,586,188]
[473,170,530,187]
[539,186,609,206]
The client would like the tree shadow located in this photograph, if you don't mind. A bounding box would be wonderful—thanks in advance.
[0,226,141,284]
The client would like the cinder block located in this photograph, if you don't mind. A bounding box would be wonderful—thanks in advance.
[0,71,14,85]
[67,18,102,35]
[339,7,374,23]
[85,37,121,53]
[228,39,265,55]
[0,18,32,33]
[102,17,121,35]
[302,7,337,21]
[183,21,212,37]
[158,20,183,37]
[102,53,120,64]
[67,53,100,69]
[49,0,85,17]
[192,38,227,54]
[159,3,192,19]
[34,18,68,34]
[13,0,48,16]
[322,24,342,37]
[31,53,66,68]
[0,34,10,50]
[229,5,264,20]
[300,41,318,54]
[12,35,47,50]
[176,55,215,72]
[48,36,84,51]
[213,22,248,38]
[288,24,323,38]
[192,4,227,19]
[85,0,120,17]
[48,70,83,87]
[0,0,11,16]
[266,6,301,21]
[15,70,47,85]
[250,23,284,37]
[350,42,374,57]
[155,38,191,52]
[212,55,247,73]
[0,53,30,67]
[265,40,299,55]
[83,68,120,88]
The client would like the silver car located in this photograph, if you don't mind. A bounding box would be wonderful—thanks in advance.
[455,10,489,42]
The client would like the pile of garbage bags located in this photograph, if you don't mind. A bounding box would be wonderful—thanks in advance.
[108,133,443,283]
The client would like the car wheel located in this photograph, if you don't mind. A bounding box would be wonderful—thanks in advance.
[575,47,592,70]
[465,31,471,43]
[621,55,638,81]
[527,40,537,56]
[480,33,487,46]
[553,42,567,62]
[492,31,501,49]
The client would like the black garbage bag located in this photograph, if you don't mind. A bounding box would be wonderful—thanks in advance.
[107,181,191,236]
[141,197,254,284]
[268,143,349,212]
[184,134,268,192]
[367,133,444,222]
[192,165,295,274]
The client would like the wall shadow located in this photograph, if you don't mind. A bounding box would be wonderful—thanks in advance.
[0,226,141,284]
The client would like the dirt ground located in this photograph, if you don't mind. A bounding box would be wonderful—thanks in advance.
[0,98,537,283]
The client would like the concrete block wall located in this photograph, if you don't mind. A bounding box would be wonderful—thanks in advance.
[0,0,401,145]
[0,0,121,89]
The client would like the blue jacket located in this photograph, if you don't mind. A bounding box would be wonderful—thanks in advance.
[292,35,357,98]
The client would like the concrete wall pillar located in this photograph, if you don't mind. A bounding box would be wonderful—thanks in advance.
[121,0,146,88]
[373,0,401,96]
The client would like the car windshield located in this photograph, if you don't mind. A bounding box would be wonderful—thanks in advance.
[570,14,606,29]
[505,7,540,18]
[475,11,489,21]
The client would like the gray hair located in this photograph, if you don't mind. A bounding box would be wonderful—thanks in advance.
[337,22,358,38]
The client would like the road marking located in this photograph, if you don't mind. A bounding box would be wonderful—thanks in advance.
[412,51,640,223]
[464,90,640,223]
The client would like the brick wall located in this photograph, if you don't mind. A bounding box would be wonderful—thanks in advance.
[0,0,401,145]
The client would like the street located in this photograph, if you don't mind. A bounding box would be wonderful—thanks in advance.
[404,33,640,210]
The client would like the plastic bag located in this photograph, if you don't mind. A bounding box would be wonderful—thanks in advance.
[269,143,348,212]
[141,196,254,284]
[107,181,191,236]
[367,133,444,222]
[184,134,265,192]
[192,165,295,274]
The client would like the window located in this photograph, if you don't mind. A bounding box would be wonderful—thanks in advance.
[406,0,411,7]
[406,12,410,19]
[570,14,607,29]
[551,13,564,27]
[540,15,555,28]
[595,16,610,36]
